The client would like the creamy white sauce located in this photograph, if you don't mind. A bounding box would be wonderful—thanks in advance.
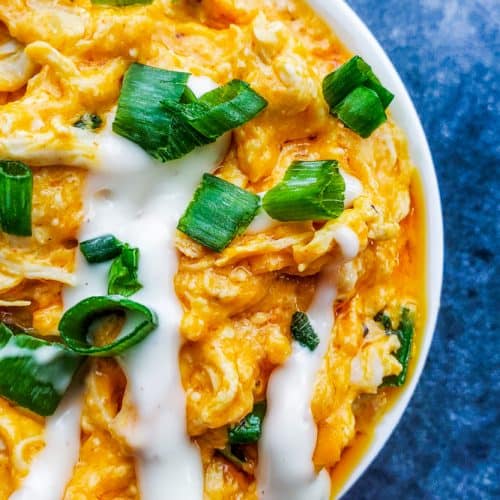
[246,206,278,234]
[258,227,359,500]
[340,169,363,208]
[63,76,229,500]
[9,386,83,500]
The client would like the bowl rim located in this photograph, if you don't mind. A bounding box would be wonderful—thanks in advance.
[305,0,444,496]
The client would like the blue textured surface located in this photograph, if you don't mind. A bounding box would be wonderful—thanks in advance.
[343,1,500,499]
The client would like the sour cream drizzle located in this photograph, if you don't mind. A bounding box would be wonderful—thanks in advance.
[258,226,359,500]
[10,386,83,500]
[62,76,228,499]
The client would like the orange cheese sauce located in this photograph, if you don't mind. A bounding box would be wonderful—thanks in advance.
[0,0,425,498]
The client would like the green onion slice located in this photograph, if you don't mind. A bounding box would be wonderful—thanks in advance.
[333,86,388,138]
[163,80,268,140]
[322,55,394,109]
[0,323,81,416]
[73,113,103,131]
[178,173,260,252]
[80,234,124,264]
[91,0,152,5]
[375,307,415,387]
[108,245,142,297]
[59,296,157,357]
[0,160,33,237]
[228,401,266,445]
[262,160,345,222]
[290,311,320,351]
[113,63,209,161]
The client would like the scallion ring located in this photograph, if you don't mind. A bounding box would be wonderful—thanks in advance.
[59,296,157,356]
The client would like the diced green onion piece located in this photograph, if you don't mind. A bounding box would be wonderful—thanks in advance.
[290,311,319,351]
[262,160,345,222]
[178,173,260,252]
[228,402,266,444]
[373,311,393,332]
[59,296,157,356]
[91,0,152,5]
[80,234,124,264]
[0,160,33,237]
[333,86,387,138]
[108,245,142,297]
[322,55,394,109]
[0,323,81,416]
[73,113,103,130]
[163,80,268,140]
[113,63,209,161]
[376,307,415,387]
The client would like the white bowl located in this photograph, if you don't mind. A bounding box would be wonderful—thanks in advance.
[306,0,444,497]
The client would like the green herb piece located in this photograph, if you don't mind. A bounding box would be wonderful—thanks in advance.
[333,86,388,138]
[73,113,103,131]
[0,323,81,416]
[290,311,320,351]
[228,402,266,445]
[373,311,392,332]
[323,55,394,138]
[59,295,157,357]
[80,234,124,264]
[107,245,142,297]
[113,63,209,161]
[262,160,345,222]
[0,160,33,237]
[375,307,415,387]
[178,173,260,252]
[163,79,268,140]
[322,55,394,109]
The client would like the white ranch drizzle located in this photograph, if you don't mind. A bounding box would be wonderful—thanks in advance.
[9,385,83,500]
[257,226,359,500]
[62,76,229,500]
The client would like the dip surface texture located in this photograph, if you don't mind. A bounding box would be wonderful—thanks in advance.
[0,0,424,498]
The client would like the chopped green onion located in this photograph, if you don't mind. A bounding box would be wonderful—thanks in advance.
[178,173,260,252]
[323,56,394,138]
[80,234,124,264]
[59,296,157,356]
[0,160,33,237]
[373,311,393,332]
[163,80,268,140]
[0,323,81,416]
[375,307,415,387]
[333,86,388,138]
[91,0,152,5]
[262,160,345,222]
[108,245,142,297]
[228,402,266,445]
[113,63,209,161]
[322,56,394,109]
[73,113,103,131]
[290,312,319,351]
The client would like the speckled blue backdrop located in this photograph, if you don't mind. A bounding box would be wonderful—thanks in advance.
[342,1,499,499]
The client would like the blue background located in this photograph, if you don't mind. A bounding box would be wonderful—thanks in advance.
[343,1,499,499]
